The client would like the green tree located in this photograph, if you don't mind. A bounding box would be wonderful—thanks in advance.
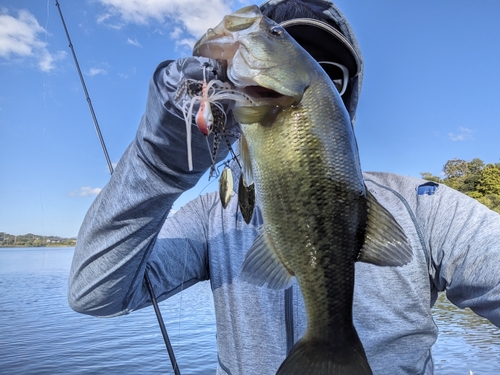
[33,238,44,247]
[420,172,441,183]
[477,164,500,196]
[443,158,469,179]
[429,157,500,213]
[467,158,485,174]
[441,158,484,194]
[477,194,500,214]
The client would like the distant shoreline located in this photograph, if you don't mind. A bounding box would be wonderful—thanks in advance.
[0,244,76,248]
[0,232,76,248]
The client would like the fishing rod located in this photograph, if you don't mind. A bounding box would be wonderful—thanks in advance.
[54,0,113,175]
[55,2,181,374]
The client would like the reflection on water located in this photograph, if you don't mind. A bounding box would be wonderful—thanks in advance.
[0,247,217,375]
[0,248,499,374]
[0,247,74,274]
[432,293,499,374]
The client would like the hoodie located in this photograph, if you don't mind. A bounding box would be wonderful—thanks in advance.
[68,1,500,374]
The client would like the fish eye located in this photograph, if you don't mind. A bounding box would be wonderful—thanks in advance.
[269,26,284,37]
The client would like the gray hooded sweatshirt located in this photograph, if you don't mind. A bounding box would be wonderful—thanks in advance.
[68,1,500,374]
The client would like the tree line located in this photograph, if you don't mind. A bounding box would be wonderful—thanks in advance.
[421,158,500,214]
[0,232,76,247]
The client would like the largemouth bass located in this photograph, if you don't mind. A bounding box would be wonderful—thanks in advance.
[194,6,412,375]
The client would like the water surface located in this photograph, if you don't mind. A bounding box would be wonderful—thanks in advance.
[0,247,217,374]
[0,247,498,374]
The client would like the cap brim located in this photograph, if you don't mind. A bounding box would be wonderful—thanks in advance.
[280,18,360,78]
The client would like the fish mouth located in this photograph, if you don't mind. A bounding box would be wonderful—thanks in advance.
[194,46,296,107]
[194,41,296,106]
[193,37,239,61]
[192,5,300,107]
[242,85,296,107]
[244,86,283,99]
[193,5,262,59]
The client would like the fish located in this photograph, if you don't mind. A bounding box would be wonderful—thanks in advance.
[194,5,412,375]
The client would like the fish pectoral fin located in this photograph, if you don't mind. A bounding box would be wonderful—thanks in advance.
[240,232,294,290]
[357,189,413,267]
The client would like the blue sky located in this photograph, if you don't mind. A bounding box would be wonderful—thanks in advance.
[1,0,499,238]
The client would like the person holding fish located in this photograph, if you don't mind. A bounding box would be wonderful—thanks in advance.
[68,1,500,374]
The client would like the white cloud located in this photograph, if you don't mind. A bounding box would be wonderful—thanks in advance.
[96,0,231,39]
[96,12,124,30]
[0,9,65,71]
[175,38,197,50]
[126,37,142,47]
[39,50,67,72]
[70,187,102,196]
[96,13,112,24]
[88,67,107,76]
[448,133,465,142]
[448,133,464,141]
[169,27,182,39]
[448,127,473,141]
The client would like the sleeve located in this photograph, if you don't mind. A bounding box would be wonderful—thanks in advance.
[421,184,500,327]
[68,60,228,317]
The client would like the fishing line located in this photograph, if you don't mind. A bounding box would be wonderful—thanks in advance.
[43,0,50,108]
[39,0,50,269]
[197,176,218,196]
[54,1,180,373]
[177,246,189,350]
[54,0,113,175]
[39,188,46,270]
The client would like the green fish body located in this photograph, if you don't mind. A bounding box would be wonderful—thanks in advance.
[194,6,412,375]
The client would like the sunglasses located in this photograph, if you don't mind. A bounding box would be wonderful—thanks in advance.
[318,61,349,96]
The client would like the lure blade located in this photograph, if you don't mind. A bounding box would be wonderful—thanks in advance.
[238,174,255,224]
[219,167,233,209]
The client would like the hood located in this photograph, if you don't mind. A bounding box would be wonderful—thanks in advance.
[259,0,363,126]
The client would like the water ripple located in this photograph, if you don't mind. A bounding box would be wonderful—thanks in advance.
[1,248,498,374]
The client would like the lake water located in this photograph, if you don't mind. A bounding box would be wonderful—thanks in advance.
[0,247,498,374]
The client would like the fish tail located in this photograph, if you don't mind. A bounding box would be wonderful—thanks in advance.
[276,335,372,375]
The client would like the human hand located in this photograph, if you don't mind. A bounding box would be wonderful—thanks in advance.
[176,56,226,82]
[162,57,239,172]
[164,57,228,119]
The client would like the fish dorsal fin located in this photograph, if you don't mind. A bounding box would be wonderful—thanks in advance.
[357,188,413,267]
[240,232,294,289]
[239,134,253,187]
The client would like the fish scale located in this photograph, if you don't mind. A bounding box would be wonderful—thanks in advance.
[241,75,369,368]
[193,5,412,374]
